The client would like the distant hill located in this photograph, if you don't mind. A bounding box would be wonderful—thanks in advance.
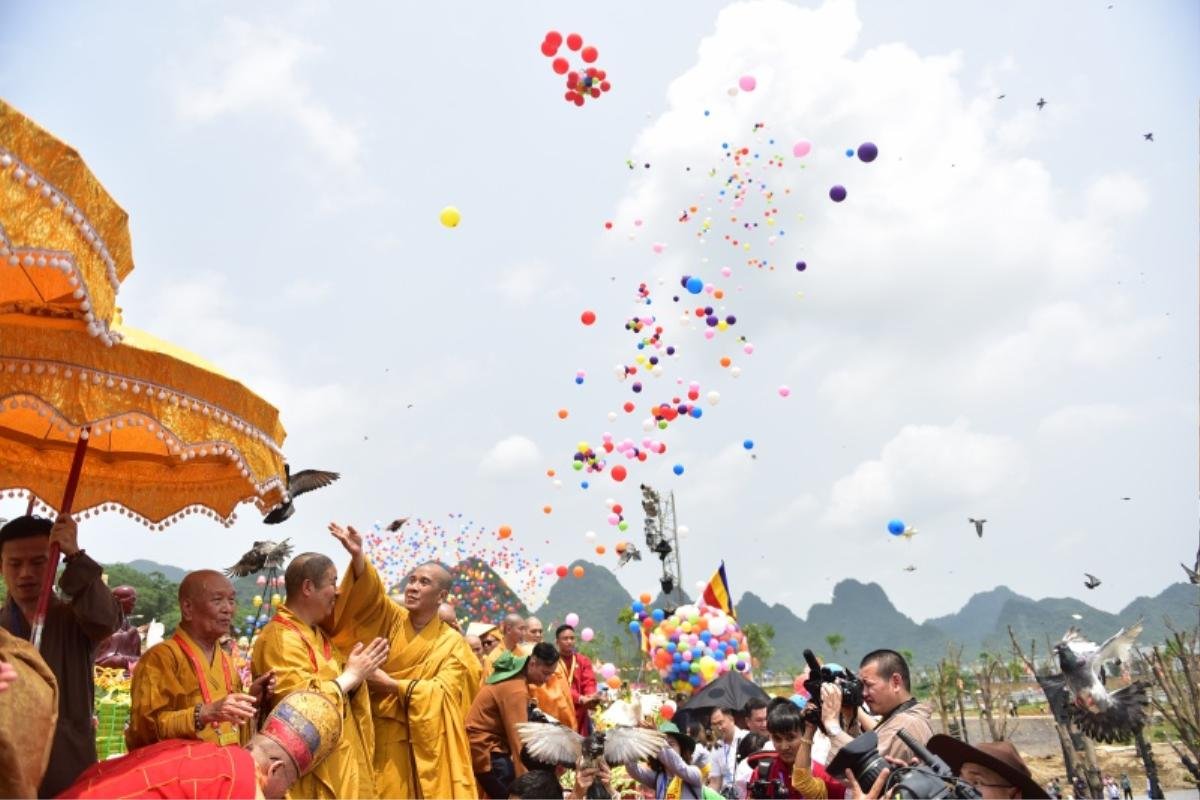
[121,559,187,583]
[117,559,1197,669]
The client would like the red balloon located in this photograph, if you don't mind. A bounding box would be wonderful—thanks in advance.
[566,33,583,51]
[556,565,568,578]
[581,46,598,63]
[612,504,623,515]
[552,57,569,75]
[573,96,584,107]
[637,451,647,462]
[541,40,559,57]
[611,465,627,482]
[600,81,612,92]
[545,30,563,47]
[590,88,600,98]
[580,309,596,325]
[623,402,635,413]
[596,70,607,80]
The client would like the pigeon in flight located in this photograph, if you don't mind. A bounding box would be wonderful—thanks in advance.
[226,539,294,577]
[386,518,409,532]
[1036,98,1047,109]
[517,722,666,798]
[1051,620,1148,743]
[969,518,987,537]
[1182,543,1199,584]
[263,466,340,525]
[903,565,917,572]
[996,93,1006,100]
[1143,132,1153,141]
[1084,573,1102,590]
[616,542,642,568]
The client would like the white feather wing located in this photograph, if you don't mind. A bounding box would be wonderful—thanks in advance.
[515,722,583,766]
[604,727,667,765]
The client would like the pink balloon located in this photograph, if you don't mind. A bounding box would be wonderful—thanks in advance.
[792,140,812,158]
[778,385,791,398]
[738,75,757,92]
[565,612,580,627]
[581,627,595,642]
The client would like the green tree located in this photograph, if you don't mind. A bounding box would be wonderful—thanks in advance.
[744,622,776,671]
[102,563,182,633]
[825,632,845,658]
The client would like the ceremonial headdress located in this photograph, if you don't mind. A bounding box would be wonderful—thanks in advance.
[259,691,341,777]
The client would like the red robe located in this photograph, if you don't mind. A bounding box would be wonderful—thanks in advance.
[563,651,597,735]
[56,740,259,799]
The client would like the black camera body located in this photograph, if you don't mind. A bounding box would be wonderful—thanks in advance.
[745,752,787,799]
[827,729,982,799]
[801,648,864,731]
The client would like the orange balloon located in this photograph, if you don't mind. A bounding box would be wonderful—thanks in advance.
[595,545,606,555]
[639,592,652,604]
[572,566,585,578]
[498,525,513,539]
[615,541,627,554]
[543,505,553,514]
[719,356,732,368]
[606,675,621,689]
[546,468,556,477]
[713,289,725,300]
[557,408,569,419]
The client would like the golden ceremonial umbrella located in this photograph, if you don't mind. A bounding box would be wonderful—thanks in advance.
[0,98,133,343]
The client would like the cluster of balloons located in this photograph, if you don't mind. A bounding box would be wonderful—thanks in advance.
[540,31,611,107]
[628,599,752,695]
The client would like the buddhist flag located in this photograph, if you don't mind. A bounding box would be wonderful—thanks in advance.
[701,561,736,619]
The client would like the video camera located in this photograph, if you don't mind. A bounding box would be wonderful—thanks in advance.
[801,648,864,732]
[827,729,982,799]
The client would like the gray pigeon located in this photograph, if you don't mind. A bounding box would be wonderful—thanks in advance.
[1183,543,1199,584]
[263,465,340,525]
[386,518,409,532]
[1083,572,1101,589]
[1052,620,1148,743]
[226,539,294,577]
[616,542,642,568]
[517,721,665,799]
[968,518,987,537]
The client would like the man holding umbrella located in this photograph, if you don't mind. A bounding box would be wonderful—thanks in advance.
[0,515,120,796]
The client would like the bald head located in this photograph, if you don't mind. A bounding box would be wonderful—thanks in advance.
[247,735,299,799]
[501,613,527,649]
[178,570,236,646]
[525,616,544,644]
[402,562,453,619]
[466,634,484,663]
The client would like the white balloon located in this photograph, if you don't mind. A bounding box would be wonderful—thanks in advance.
[585,530,597,540]
[730,367,742,378]
[678,525,690,536]
[607,412,618,421]
[706,391,721,405]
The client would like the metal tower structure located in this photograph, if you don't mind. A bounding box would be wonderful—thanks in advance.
[640,483,685,606]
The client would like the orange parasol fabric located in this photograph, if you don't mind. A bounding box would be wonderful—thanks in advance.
[0,97,134,344]
[0,315,287,528]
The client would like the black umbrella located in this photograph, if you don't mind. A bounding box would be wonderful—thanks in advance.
[678,671,771,715]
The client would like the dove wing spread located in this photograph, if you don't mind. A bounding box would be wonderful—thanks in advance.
[515,722,583,766]
[289,470,340,496]
[604,727,667,765]
[1097,619,1143,674]
[224,555,259,578]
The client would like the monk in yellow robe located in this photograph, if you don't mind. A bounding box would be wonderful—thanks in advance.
[485,613,530,671]
[329,522,480,799]
[0,627,58,798]
[252,552,389,799]
[128,571,274,750]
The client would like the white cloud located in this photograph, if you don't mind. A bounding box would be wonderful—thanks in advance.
[823,420,1026,529]
[1037,403,1135,439]
[174,17,361,169]
[479,435,543,477]
[496,264,552,306]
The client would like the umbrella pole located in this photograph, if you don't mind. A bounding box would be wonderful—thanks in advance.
[31,430,89,650]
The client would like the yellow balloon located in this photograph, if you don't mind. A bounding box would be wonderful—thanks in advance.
[439,206,462,228]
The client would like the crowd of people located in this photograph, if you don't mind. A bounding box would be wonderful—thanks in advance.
[0,514,1117,799]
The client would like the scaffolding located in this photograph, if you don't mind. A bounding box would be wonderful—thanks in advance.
[640,483,685,606]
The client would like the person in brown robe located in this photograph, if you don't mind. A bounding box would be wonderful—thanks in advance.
[0,515,121,797]
[94,586,142,671]
[0,627,59,798]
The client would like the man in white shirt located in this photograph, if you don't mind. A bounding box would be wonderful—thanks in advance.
[708,706,747,795]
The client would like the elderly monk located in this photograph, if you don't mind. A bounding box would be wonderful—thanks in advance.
[128,570,275,750]
[0,515,119,796]
[465,643,560,799]
[60,690,342,800]
[252,552,389,799]
[94,586,142,671]
[329,522,481,799]
[524,616,544,644]
[0,627,58,798]
[485,614,529,672]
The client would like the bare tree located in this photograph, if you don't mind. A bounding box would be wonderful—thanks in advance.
[1136,623,1200,795]
[931,657,955,736]
[974,651,1018,741]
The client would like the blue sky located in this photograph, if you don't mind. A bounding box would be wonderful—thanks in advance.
[1,0,1196,622]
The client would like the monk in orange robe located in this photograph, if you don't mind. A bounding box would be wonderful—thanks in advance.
[329,523,481,799]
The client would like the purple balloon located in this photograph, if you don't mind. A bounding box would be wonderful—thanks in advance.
[857,142,878,163]
[829,185,847,203]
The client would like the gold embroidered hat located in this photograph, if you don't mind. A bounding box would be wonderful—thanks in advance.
[259,691,342,776]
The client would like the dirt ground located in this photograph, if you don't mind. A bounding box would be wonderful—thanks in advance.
[1023,742,1197,793]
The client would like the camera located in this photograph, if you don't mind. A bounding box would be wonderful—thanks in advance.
[745,753,787,799]
[828,730,981,799]
[801,649,864,731]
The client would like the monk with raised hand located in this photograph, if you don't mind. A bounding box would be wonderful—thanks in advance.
[329,522,480,799]
[252,552,390,799]
[128,570,274,750]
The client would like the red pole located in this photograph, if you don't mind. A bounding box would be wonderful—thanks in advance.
[30,429,89,650]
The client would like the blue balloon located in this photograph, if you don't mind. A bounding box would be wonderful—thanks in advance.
[574,376,584,385]
[629,620,641,633]
[632,601,645,614]
[689,674,702,686]
[743,439,754,450]
[673,464,685,476]
[690,407,702,419]
[887,519,906,536]
[580,481,589,489]
[700,631,712,642]
[652,608,666,622]
[686,277,704,294]
[845,148,854,157]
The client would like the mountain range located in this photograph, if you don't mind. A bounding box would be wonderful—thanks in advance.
[116,557,1197,669]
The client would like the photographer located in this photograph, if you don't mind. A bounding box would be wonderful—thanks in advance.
[825,650,932,765]
[925,735,1046,799]
[752,697,845,798]
[625,721,708,799]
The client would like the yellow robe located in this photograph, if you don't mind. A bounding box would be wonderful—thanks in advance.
[0,628,57,799]
[127,627,250,749]
[251,605,377,800]
[530,659,577,729]
[332,562,479,799]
